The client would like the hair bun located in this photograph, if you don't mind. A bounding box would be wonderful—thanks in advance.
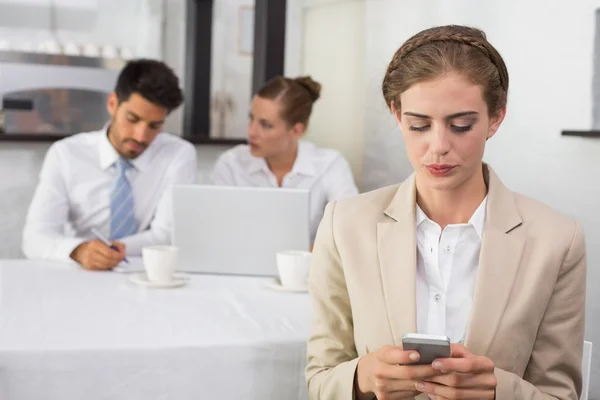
[294,76,322,101]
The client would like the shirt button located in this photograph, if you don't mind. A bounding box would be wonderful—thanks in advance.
[434,293,442,302]
[445,246,451,252]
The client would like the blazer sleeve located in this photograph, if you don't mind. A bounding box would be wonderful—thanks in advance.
[495,222,586,400]
[305,200,361,399]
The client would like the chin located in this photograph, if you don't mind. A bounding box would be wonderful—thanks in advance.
[123,149,141,159]
[249,147,264,158]
[417,170,459,191]
[429,181,461,191]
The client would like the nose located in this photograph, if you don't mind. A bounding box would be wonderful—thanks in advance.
[133,124,152,143]
[247,120,259,140]
[429,125,451,156]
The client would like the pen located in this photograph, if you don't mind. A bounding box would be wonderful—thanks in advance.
[90,228,129,264]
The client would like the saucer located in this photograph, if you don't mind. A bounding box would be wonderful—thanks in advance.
[129,272,189,289]
[265,279,308,293]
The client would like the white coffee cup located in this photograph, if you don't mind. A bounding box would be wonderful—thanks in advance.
[142,245,178,283]
[276,250,311,288]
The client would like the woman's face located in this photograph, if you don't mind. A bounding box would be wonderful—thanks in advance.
[395,71,505,192]
[247,96,303,159]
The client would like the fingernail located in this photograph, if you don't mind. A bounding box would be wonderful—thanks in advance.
[416,382,426,391]
[432,361,442,369]
[409,352,420,361]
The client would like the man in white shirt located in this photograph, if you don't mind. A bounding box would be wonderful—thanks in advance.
[22,59,197,270]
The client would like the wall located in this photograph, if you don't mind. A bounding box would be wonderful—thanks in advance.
[363,0,600,397]
[0,0,163,59]
[300,0,366,181]
[0,142,47,258]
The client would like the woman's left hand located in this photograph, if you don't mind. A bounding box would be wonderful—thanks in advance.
[415,343,497,399]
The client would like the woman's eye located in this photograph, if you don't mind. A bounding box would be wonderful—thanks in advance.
[451,125,473,133]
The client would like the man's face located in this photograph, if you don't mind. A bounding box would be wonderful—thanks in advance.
[106,92,168,158]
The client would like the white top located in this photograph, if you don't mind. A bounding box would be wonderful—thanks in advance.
[415,197,487,343]
[209,140,358,242]
[0,259,310,400]
[22,128,197,263]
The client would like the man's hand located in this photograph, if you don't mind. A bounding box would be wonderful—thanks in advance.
[415,343,497,399]
[70,240,126,270]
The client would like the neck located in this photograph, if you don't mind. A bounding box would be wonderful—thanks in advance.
[266,143,298,174]
[416,165,487,229]
[106,124,120,154]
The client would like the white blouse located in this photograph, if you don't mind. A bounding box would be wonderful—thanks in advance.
[209,140,359,242]
[415,197,487,343]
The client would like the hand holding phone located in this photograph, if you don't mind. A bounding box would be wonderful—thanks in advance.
[354,342,440,400]
[401,333,451,365]
[413,342,497,399]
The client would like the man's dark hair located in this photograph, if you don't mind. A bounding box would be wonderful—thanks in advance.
[114,59,184,112]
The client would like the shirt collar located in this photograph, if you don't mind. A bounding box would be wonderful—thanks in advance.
[416,196,488,239]
[247,140,317,176]
[99,123,120,170]
[98,122,153,172]
[469,196,487,239]
[291,141,317,176]
[247,153,270,174]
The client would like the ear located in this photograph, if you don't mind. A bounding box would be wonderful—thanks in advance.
[290,122,306,139]
[391,101,402,126]
[486,106,506,140]
[107,92,119,117]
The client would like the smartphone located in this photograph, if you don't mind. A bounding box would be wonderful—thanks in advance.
[401,333,451,365]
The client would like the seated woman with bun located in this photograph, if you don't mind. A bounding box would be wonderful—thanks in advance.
[210,75,359,244]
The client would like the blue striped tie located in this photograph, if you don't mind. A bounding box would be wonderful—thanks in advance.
[110,157,137,240]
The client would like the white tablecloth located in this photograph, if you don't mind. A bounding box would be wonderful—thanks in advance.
[0,259,311,400]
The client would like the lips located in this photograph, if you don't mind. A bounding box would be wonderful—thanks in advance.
[123,140,146,153]
[426,164,455,177]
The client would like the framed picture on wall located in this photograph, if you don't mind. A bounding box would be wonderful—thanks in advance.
[238,5,254,56]
[183,0,286,144]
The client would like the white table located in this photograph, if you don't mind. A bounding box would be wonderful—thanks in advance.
[0,260,311,400]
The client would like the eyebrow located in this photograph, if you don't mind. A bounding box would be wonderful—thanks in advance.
[249,112,271,124]
[127,111,164,126]
[403,111,478,120]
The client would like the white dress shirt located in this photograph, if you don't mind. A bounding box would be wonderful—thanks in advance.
[415,197,487,343]
[22,128,197,263]
[209,140,358,242]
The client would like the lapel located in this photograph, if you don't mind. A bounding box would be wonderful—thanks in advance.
[464,166,525,356]
[377,174,418,345]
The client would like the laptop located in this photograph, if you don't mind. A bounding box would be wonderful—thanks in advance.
[171,185,310,276]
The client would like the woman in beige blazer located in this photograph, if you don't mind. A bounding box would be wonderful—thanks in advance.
[306,25,586,400]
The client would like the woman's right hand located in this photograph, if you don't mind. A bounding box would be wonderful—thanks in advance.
[355,345,438,400]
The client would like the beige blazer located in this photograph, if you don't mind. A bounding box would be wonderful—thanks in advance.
[306,166,586,400]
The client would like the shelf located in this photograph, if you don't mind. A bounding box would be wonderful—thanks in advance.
[561,130,600,137]
[0,133,245,146]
